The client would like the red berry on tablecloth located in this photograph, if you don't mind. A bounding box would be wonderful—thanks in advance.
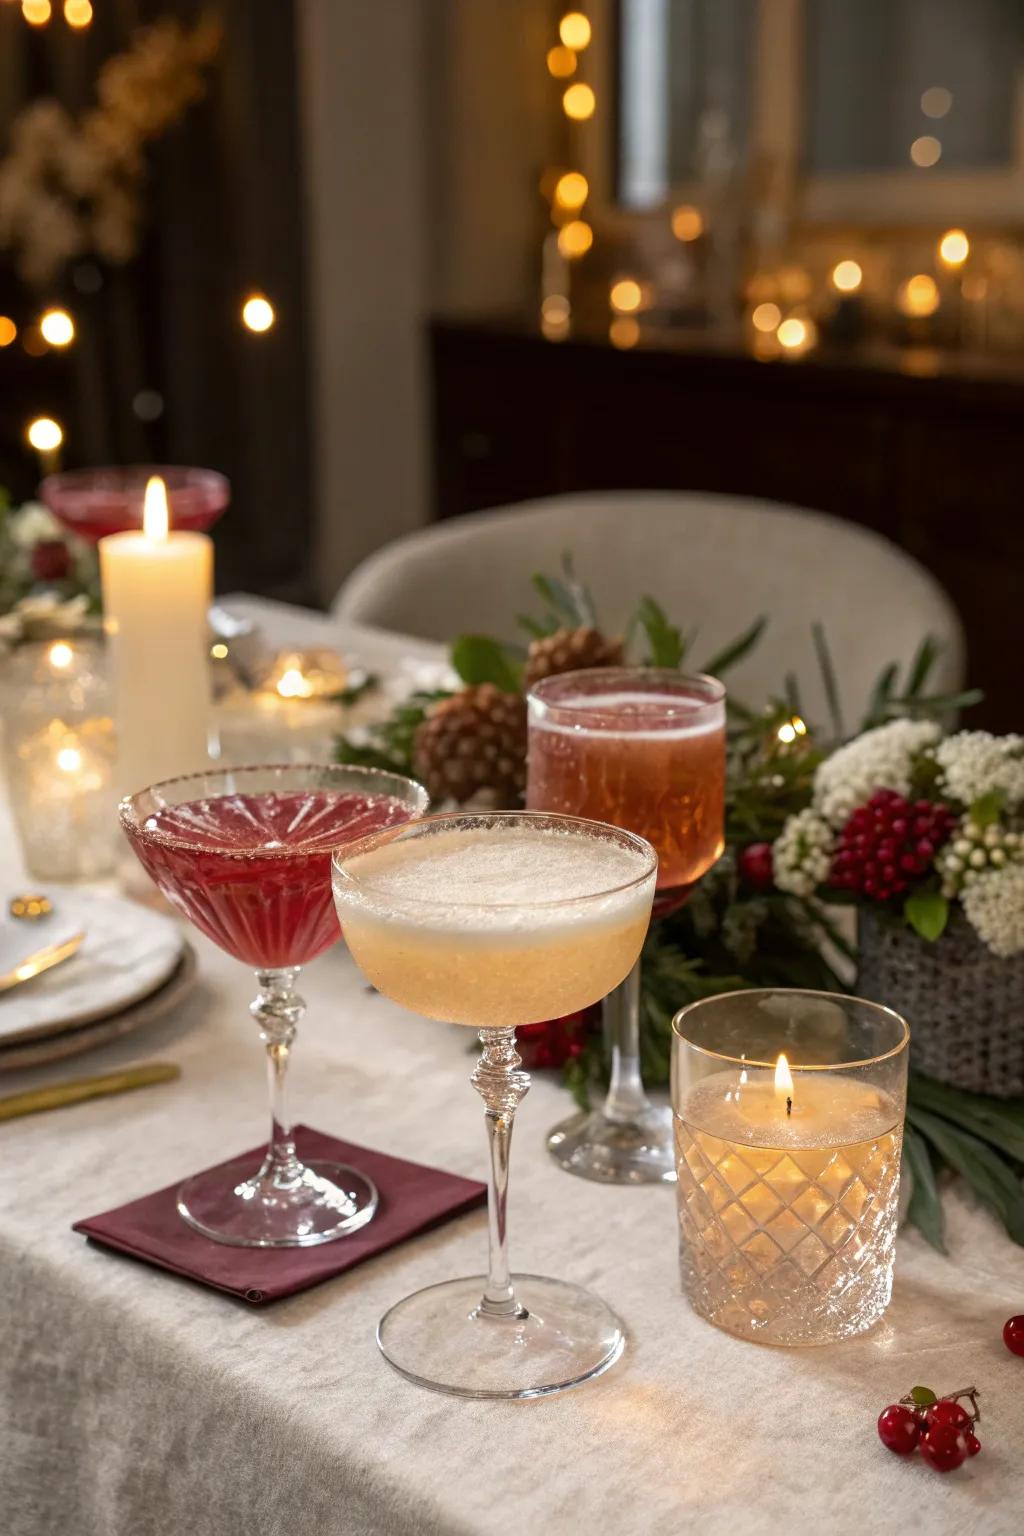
[877,1404,920,1455]
[926,1400,972,1433]
[919,1424,968,1473]
[963,1432,982,1457]
[29,538,72,583]
[739,842,774,890]
[1004,1314,1024,1356]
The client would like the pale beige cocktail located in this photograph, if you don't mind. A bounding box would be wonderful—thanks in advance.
[332,810,658,1399]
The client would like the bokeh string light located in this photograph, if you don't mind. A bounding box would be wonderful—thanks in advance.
[831,260,863,294]
[562,82,596,121]
[21,0,51,25]
[242,295,275,333]
[40,308,75,347]
[898,274,940,318]
[559,11,591,51]
[938,229,969,267]
[64,0,92,25]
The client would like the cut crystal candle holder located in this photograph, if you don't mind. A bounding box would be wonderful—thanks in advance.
[671,989,909,1346]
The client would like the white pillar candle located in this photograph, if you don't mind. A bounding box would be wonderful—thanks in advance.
[99,476,213,796]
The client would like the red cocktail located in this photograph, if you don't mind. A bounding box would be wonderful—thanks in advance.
[527,669,726,1184]
[41,465,229,543]
[120,764,428,1248]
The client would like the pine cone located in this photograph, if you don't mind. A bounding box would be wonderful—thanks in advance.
[413,684,527,806]
[524,626,624,689]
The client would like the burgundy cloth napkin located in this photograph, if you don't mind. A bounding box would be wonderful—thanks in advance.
[72,1125,486,1304]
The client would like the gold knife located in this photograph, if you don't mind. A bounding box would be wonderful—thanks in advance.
[0,931,85,994]
[0,1061,180,1122]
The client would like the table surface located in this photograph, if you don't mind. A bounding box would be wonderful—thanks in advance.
[3,598,1022,1536]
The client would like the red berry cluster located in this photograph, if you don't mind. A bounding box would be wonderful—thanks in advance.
[1005,1314,1024,1357]
[878,1388,981,1472]
[831,791,956,902]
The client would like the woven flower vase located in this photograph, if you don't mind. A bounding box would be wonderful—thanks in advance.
[857,909,1024,1097]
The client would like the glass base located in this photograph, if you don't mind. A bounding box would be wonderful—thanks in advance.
[377,1274,625,1398]
[547,1104,677,1184]
[177,1156,379,1247]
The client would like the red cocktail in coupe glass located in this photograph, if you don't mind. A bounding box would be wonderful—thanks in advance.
[120,763,428,1247]
[41,465,229,543]
[527,668,726,1184]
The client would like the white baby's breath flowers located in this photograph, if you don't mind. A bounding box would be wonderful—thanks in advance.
[960,862,1024,958]
[7,502,63,549]
[772,809,835,898]
[935,731,1024,812]
[812,719,941,828]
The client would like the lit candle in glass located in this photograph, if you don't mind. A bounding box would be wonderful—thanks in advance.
[99,476,212,796]
[671,989,909,1346]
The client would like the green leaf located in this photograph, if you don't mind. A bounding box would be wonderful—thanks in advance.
[904,890,949,943]
[906,635,940,697]
[902,1126,946,1253]
[909,1074,1024,1163]
[863,661,898,728]
[516,613,550,639]
[783,672,803,719]
[970,790,1006,828]
[891,688,984,717]
[701,616,767,680]
[633,596,686,668]
[449,635,522,691]
[907,1106,1024,1246]
[910,1386,938,1408]
[812,622,846,742]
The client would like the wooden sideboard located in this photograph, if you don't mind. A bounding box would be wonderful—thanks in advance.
[430,317,1023,731]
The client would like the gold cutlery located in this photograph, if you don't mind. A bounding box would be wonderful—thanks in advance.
[0,931,85,994]
[0,1061,180,1122]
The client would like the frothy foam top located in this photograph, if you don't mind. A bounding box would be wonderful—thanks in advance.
[335,825,656,936]
[530,690,724,741]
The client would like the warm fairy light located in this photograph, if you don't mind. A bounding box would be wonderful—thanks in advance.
[542,295,570,325]
[64,0,92,24]
[751,302,781,333]
[610,278,642,314]
[48,642,74,671]
[276,667,315,700]
[921,86,952,119]
[56,746,82,773]
[27,417,63,451]
[938,229,969,267]
[0,317,16,347]
[21,0,51,24]
[609,316,639,350]
[242,294,275,333]
[777,715,807,743]
[898,274,940,318]
[671,204,704,242]
[910,135,942,168]
[775,1053,794,1104]
[546,44,576,78]
[210,642,229,660]
[40,308,75,346]
[557,219,593,258]
[777,317,809,350]
[554,171,588,210]
[563,82,596,121]
[142,475,170,542]
[831,260,863,294]
[559,11,591,50]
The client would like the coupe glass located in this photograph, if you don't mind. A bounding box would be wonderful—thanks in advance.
[332,810,657,1398]
[41,465,229,542]
[527,668,726,1184]
[120,763,428,1247]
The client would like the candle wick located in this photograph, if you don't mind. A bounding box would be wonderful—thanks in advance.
[786,1096,793,1118]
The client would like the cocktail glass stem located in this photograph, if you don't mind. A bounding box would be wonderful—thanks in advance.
[471,1028,530,1319]
[602,961,651,1121]
[252,967,304,1187]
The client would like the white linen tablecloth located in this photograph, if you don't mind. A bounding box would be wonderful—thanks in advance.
[2,600,1022,1536]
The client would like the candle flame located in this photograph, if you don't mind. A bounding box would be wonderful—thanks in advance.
[143,476,169,542]
[775,1053,794,1096]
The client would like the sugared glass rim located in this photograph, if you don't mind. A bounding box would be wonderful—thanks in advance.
[332,808,658,910]
[527,665,725,717]
[119,762,429,860]
[671,987,910,1071]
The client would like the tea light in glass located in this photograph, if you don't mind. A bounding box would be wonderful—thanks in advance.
[2,640,118,880]
[671,989,909,1346]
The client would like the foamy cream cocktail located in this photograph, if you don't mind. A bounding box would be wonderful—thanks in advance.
[332,810,657,1400]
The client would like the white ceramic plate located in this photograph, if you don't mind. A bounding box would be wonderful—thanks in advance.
[0,892,184,1045]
